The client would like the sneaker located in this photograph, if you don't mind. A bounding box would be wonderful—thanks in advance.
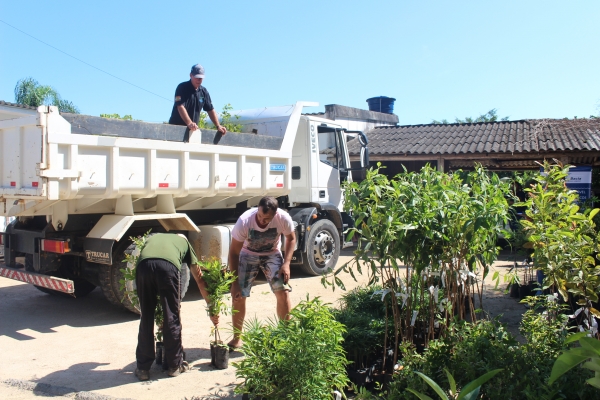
[135,368,149,381]
[167,360,190,377]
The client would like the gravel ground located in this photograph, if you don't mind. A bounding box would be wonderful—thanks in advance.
[0,249,527,399]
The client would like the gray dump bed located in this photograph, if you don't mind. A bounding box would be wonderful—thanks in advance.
[61,113,283,150]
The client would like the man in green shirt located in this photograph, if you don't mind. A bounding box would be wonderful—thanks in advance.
[135,233,215,381]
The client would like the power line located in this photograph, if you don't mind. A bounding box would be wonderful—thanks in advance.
[0,20,172,103]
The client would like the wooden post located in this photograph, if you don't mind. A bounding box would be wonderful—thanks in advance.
[437,157,445,172]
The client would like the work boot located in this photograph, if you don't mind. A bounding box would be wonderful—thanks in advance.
[135,368,149,381]
[167,360,190,377]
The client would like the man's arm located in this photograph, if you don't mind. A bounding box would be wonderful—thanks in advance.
[176,104,198,131]
[278,231,296,284]
[228,238,244,299]
[190,264,219,326]
[207,109,227,135]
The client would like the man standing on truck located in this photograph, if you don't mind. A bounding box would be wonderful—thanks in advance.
[134,233,217,381]
[227,196,296,350]
[168,63,227,138]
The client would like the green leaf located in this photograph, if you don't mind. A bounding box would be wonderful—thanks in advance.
[587,376,600,389]
[549,351,590,385]
[457,369,503,400]
[579,337,600,356]
[444,368,457,396]
[415,371,449,400]
[583,359,600,373]
[406,388,435,400]
[461,387,481,400]
[565,331,588,345]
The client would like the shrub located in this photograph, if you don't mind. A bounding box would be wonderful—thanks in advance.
[333,285,389,366]
[517,161,600,336]
[234,296,349,399]
[330,164,511,363]
[385,296,596,399]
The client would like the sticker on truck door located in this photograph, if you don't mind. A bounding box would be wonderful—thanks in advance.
[270,164,286,171]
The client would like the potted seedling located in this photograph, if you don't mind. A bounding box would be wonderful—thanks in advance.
[200,257,237,369]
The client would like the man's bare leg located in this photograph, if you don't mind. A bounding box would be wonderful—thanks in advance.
[228,291,246,349]
[274,290,291,320]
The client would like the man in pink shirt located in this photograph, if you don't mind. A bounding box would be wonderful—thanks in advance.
[227,196,296,349]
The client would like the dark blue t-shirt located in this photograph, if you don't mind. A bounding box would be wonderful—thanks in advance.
[168,80,215,125]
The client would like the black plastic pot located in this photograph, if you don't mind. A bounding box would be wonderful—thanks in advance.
[155,342,163,365]
[349,368,372,386]
[415,342,426,354]
[519,283,532,299]
[529,280,541,296]
[211,342,229,369]
[162,348,168,370]
[509,283,519,298]
[381,349,397,374]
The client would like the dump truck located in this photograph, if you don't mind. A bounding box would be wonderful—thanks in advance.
[0,100,397,312]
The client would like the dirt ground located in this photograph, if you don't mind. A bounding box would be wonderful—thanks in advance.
[0,249,527,399]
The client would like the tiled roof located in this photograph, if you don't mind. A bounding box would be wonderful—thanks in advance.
[0,100,38,111]
[350,119,600,156]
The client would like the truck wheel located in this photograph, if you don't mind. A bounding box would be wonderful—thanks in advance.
[24,255,97,298]
[301,219,341,276]
[99,235,191,314]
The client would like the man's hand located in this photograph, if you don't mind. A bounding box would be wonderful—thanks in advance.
[208,109,227,136]
[231,280,242,301]
[278,262,291,284]
[187,122,199,132]
[209,314,219,326]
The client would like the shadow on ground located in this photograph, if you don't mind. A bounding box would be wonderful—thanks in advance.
[27,348,243,397]
[0,282,138,341]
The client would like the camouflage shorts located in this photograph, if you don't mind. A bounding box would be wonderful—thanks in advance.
[238,251,292,297]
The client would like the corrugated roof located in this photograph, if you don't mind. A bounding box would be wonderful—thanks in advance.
[0,100,39,111]
[349,119,600,156]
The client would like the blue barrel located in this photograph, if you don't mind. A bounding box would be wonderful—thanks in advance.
[366,96,396,114]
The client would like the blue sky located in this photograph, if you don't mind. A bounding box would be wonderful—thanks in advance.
[1,1,599,125]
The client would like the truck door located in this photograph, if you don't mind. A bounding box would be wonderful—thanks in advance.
[315,125,348,209]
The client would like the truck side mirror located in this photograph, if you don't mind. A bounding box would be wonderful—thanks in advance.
[358,131,368,147]
[360,146,370,169]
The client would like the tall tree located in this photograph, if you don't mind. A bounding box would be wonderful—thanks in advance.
[14,77,80,114]
[432,108,509,124]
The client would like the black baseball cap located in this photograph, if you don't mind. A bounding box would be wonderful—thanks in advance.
[191,64,205,78]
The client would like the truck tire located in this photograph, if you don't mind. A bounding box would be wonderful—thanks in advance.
[24,255,97,298]
[99,235,191,314]
[301,219,341,276]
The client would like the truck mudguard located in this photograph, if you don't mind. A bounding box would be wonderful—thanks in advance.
[83,238,115,265]
[288,207,317,252]
[310,202,344,232]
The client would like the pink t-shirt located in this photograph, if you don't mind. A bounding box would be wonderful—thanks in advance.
[231,208,294,256]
